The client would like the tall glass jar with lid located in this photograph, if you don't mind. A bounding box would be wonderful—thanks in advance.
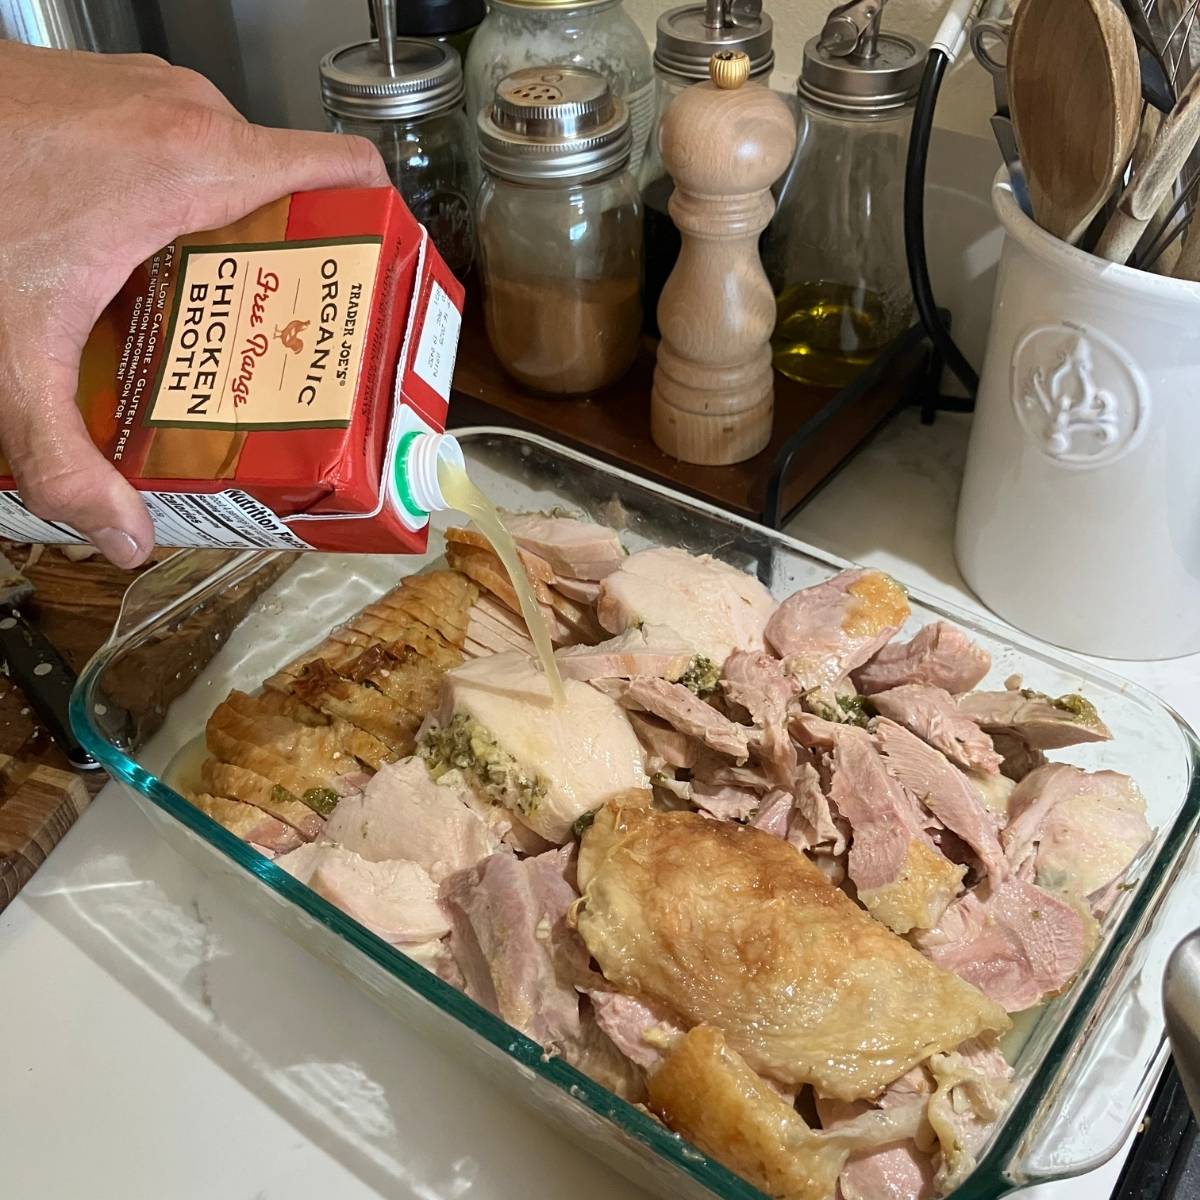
[476,66,643,396]
[639,1,774,335]
[464,1,654,171]
[320,38,477,277]
[761,33,924,388]
[366,0,485,62]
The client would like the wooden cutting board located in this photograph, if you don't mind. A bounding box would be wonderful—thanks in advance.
[0,546,295,911]
[0,753,91,909]
[0,548,161,908]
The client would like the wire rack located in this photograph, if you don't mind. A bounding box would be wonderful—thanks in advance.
[1134,0,1200,268]
[1150,0,1200,85]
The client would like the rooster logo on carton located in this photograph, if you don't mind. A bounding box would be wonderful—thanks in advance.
[273,319,311,355]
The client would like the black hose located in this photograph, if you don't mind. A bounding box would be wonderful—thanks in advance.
[904,48,980,398]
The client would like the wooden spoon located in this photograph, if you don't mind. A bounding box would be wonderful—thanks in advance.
[1008,0,1142,244]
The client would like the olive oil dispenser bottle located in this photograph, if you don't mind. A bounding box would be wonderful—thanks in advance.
[762,1,925,389]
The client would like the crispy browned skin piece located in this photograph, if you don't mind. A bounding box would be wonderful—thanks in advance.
[290,659,423,756]
[574,802,1009,1101]
[263,633,367,689]
[403,567,478,613]
[388,571,476,642]
[446,543,604,646]
[368,592,467,647]
[447,543,556,607]
[250,687,328,727]
[206,696,386,793]
[189,792,302,854]
[218,688,393,767]
[200,758,324,840]
[265,567,469,706]
[445,526,557,583]
[348,609,458,655]
[343,642,453,721]
[196,570,476,833]
[647,1027,876,1200]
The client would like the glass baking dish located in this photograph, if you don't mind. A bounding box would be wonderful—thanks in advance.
[71,427,1200,1200]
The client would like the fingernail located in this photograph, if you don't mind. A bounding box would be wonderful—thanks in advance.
[87,528,143,569]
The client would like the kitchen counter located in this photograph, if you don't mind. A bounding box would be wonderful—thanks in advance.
[2,408,1197,1200]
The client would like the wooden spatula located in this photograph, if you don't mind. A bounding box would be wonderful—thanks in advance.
[1009,0,1142,244]
[1096,69,1200,264]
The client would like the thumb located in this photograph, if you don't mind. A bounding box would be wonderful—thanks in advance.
[1,355,154,568]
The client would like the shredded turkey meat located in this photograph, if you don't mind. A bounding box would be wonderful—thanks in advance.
[190,529,1145,1200]
[765,568,910,689]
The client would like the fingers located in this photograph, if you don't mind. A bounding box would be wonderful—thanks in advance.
[175,115,392,232]
[94,50,174,72]
[0,357,154,568]
[247,124,393,193]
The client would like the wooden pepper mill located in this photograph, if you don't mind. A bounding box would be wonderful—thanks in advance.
[651,51,796,466]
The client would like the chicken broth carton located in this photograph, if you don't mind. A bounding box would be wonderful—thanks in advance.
[0,187,464,553]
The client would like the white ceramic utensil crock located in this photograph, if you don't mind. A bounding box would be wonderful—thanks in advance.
[956,176,1200,660]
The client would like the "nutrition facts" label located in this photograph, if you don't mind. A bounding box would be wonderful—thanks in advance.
[0,489,311,551]
[0,492,85,545]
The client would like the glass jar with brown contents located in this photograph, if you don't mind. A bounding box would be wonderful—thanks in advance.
[476,66,643,397]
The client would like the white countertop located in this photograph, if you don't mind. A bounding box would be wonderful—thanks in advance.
[2,409,1197,1200]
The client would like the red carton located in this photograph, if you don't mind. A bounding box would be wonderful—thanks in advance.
[0,187,464,553]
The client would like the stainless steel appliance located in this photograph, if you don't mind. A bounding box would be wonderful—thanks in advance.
[0,0,364,128]
[0,0,161,52]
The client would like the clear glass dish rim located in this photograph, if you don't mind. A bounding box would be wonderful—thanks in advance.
[69,425,1200,1200]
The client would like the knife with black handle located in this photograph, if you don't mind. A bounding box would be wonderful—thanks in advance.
[0,551,100,771]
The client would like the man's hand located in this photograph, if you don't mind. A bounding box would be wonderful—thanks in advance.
[0,41,389,566]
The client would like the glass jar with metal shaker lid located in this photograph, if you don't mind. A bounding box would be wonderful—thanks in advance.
[320,37,476,277]
[762,16,924,388]
[476,66,643,396]
[640,1,774,336]
[464,1,654,171]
